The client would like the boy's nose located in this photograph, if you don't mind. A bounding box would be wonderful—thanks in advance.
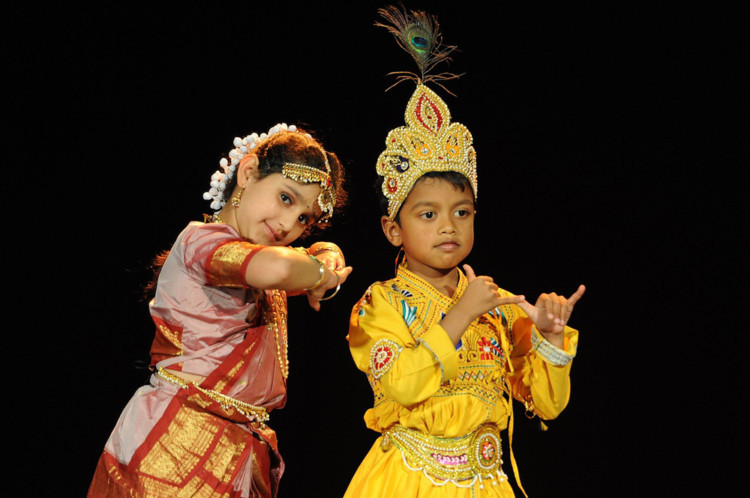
[439,222,457,234]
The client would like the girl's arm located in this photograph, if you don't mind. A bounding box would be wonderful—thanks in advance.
[245,245,352,310]
[245,245,351,290]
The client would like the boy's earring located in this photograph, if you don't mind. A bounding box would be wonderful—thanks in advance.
[231,187,245,208]
[393,246,405,276]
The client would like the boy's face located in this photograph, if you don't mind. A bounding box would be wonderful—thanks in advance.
[383,177,475,279]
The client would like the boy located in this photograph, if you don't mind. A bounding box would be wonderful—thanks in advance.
[345,83,585,497]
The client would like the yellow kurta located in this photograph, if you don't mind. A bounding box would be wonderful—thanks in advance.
[345,265,578,497]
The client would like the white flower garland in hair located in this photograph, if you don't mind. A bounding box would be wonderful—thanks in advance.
[203,123,313,212]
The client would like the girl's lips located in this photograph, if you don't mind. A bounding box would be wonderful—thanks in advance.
[264,222,280,242]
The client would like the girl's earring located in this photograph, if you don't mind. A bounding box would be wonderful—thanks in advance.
[231,187,245,208]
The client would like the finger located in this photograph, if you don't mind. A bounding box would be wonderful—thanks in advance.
[549,294,564,325]
[536,294,553,319]
[307,293,321,312]
[561,296,572,324]
[335,266,354,285]
[567,284,586,307]
[463,264,476,281]
[498,295,524,307]
[516,299,535,316]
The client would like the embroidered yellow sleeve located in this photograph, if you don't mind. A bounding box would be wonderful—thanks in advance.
[348,284,459,406]
[506,304,579,420]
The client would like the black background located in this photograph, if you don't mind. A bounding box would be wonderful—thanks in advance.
[5,1,742,496]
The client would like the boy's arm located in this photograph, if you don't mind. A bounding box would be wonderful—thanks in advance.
[506,305,579,420]
[347,284,459,407]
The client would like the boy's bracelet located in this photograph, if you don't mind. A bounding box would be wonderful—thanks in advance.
[305,255,326,290]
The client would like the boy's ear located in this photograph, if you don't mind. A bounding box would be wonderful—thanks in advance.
[381,216,403,247]
[236,154,259,188]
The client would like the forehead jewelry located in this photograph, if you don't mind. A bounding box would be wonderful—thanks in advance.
[282,160,336,222]
[203,123,336,221]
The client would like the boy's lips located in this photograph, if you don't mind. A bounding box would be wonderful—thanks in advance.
[435,240,460,250]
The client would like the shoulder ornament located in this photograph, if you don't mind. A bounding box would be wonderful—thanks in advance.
[370,339,404,379]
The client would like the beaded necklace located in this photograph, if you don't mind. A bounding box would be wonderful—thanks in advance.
[264,289,290,379]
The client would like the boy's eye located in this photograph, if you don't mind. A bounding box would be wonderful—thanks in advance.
[455,209,470,217]
[421,212,435,219]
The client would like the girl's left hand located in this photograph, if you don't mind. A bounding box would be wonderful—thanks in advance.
[308,242,346,271]
[517,285,586,349]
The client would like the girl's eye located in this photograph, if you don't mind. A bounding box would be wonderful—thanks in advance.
[281,193,291,204]
[298,214,309,225]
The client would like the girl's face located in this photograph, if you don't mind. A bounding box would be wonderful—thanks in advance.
[235,170,322,246]
[383,177,475,279]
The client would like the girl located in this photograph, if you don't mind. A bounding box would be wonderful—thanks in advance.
[88,124,351,497]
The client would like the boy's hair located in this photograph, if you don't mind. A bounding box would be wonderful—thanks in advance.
[375,171,475,223]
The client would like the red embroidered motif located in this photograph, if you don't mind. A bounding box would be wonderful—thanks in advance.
[478,337,494,360]
[370,339,403,379]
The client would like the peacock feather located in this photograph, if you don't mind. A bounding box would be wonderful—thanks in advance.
[375,4,461,93]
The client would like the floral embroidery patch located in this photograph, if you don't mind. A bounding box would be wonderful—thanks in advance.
[401,300,417,326]
[370,339,403,379]
[477,336,505,361]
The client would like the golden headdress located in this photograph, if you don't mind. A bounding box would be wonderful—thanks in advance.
[376,5,477,219]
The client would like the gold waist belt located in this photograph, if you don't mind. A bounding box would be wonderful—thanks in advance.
[156,367,270,427]
[381,424,508,488]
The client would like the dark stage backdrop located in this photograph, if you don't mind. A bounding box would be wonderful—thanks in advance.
[6,1,739,496]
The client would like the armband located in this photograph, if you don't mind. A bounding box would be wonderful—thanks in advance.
[531,326,576,366]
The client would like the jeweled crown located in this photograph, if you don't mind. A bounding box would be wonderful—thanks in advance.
[377,83,477,219]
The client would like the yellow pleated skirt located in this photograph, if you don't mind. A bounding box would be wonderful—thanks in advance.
[344,436,515,498]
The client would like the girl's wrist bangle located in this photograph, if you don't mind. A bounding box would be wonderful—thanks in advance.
[305,255,325,290]
[317,272,341,301]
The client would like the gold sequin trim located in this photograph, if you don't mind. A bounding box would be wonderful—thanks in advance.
[207,241,262,288]
[382,424,507,488]
[157,367,270,427]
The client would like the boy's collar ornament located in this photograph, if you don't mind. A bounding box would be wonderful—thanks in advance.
[375,5,477,220]
[204,123,336,221]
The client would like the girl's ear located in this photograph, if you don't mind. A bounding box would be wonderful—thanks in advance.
[381,216,403,247]
[236,154,260,188]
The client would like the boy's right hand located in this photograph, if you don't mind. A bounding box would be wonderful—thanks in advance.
[440,265,524,345]
[457,264,525,318]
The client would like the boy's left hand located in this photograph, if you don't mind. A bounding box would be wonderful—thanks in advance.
[518,285,586,349]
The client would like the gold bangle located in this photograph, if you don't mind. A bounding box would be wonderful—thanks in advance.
[310,243,344,262]
[305,255,325,290]
[317,272,341,301]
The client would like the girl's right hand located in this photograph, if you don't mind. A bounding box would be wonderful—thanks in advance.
[307,266,353,311]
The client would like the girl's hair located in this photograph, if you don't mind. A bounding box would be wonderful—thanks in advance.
[375,171,474,223]
[220,129,348,229]
[144,129,347,299]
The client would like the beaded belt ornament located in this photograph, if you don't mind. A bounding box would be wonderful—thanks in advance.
[381,424,508,488]
[156,367,270,427]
